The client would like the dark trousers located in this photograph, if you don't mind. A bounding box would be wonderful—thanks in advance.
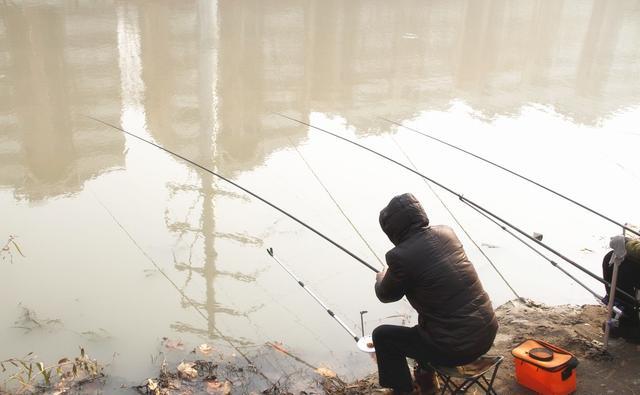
[373,324,456,392]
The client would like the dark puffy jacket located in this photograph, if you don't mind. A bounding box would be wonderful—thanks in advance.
[375,193,498,362]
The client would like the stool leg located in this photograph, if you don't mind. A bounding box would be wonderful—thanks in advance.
[433,358,503,395]
[460,377,484,394]
[437,373,454,395]
[476,378,490,393]
[485,360,502,395]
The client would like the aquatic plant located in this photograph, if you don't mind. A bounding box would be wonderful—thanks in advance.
[1,235,25,264]
[0,347,103,394]
[12,306,63,333]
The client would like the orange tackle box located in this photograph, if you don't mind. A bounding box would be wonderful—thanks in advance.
[511,339,579,395]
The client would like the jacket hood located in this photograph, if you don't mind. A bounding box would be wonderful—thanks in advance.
[379,193,429,245]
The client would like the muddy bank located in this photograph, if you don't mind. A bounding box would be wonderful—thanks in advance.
[325,299,639,394]
[132,299,639,394]
[3,299,638,394]
[489,299,639,394]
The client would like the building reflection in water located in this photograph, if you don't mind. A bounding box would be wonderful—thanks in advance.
[2,0,639,198]
[0,0,639,344]
[0,4,124,201]
[137,1,263,343]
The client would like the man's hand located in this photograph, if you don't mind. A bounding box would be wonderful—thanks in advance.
[374,266,404,303]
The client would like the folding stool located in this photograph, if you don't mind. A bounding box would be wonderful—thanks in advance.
[429,355,503,394]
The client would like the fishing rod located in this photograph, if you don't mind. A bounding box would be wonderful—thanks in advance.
[395,126,636,305]
[87,116,379,274]
[275,113,633,298]
[267,248,374,353]
[468,201,638,306]
[391,135,636,306]
[287,138,385,269]
[381,117,640,238]
[390,135,522,300]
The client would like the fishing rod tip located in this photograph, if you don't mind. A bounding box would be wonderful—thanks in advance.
[266,247,274,256]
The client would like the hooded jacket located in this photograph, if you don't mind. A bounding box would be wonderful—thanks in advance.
[375,193,498,362]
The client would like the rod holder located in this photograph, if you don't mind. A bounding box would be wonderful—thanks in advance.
[360,310,368,338]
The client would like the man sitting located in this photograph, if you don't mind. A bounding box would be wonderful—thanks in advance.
[373,193,498,394]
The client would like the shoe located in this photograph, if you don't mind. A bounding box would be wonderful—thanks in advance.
[413,367,439,395]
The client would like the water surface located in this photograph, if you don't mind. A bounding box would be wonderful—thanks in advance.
[1,0,639,389]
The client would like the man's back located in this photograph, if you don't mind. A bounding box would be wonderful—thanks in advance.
[376,194,498,363]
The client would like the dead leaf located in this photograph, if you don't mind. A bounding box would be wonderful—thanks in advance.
[52,383,70,395]
[167,378,182,390]
[177,362,198,379]
[206,380,232,394]
[11,240,25,257]
[268,341,288,354]
[147,378,158,391]
[164,339,185,350]
[316,367,337,378]
[198,344,213,355]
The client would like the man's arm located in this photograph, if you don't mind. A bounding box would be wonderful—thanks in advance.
[374,253,406,303]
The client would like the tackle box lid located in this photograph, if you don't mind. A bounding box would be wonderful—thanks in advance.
[511,339,576,372]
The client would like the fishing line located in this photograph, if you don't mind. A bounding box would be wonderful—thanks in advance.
[264,342,318,371]
[389,136,522,300]
[287,137,385,269]
[381,117,640,238]
[252,280,336,354]
[275,113,631,297]
[88,190,275,381]
[87,116,379,274]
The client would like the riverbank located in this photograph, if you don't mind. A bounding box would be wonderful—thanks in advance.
[487,299,639,394]
[320,299,639,394]
[131,299,639,394]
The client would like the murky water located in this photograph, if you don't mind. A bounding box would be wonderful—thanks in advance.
[1,0,640,390]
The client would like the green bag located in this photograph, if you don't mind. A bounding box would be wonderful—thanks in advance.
[626,239,640,263]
